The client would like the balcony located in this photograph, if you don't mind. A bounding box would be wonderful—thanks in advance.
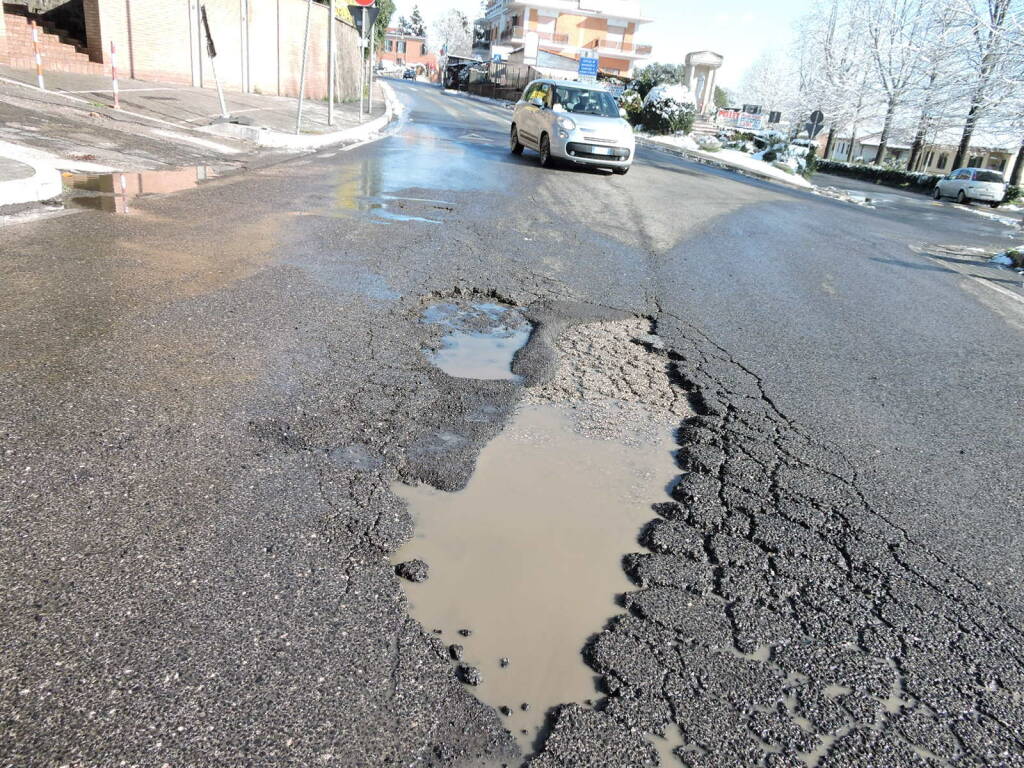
[497,26,570,46]
[583,38,653,57]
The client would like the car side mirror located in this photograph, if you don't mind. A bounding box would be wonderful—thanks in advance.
[530,97,545,108]
[619,107,628,119]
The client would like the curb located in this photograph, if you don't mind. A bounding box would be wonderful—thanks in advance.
[0,161,61,207]
[635,136,813,191]
[202,82,400,150]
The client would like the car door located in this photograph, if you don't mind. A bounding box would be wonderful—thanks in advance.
[952,169,970,196]
[519,82,549,148]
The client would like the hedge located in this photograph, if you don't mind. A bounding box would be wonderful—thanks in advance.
[815,160,942,193]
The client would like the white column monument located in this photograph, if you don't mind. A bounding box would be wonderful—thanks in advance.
[684,51,724,116]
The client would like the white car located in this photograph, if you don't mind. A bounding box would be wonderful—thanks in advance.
[510,79,635,175]
[932,167,1007,208]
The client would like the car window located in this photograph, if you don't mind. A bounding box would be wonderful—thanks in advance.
[524,82,548,103]
[974,170,1004,183]
[551,86,620,117]
[955,170,970,179]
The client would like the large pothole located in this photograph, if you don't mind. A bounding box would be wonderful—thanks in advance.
[393,315,690,758]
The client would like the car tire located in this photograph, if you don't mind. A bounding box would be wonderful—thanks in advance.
[990,202,1001,209]
[956,190,967,204]
[510,125,523,155]
[539,134,553,168]
[932,187,942,200]
[613,166,630,176]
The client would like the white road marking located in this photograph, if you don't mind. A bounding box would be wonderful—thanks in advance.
[926,255,1024,306]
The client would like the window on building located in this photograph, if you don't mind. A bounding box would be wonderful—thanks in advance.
[967,155,982,167]
[421,43,427,55]
[924,151,933,166]
[937,153,948,169]
[398,40,407,53]
[989,156,1006,172]
[385,39,393,52]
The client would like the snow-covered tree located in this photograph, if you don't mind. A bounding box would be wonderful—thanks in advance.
[430,9,472,56]
[409,5,426,37]
[864,0,934,164]
[946,0,1020,168]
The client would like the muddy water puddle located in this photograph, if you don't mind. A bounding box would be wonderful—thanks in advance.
[393,404,678,754]
[422,302,531,381]
[62,167,218,213]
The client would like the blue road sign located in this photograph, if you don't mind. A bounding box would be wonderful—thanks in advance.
[578,57,599,77]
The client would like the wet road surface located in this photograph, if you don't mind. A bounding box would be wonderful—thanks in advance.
[1,78,1023,767]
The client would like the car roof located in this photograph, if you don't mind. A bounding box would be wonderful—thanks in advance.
[533,78,610,90]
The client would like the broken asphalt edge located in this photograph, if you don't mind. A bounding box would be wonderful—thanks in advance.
[0,157,61,207]
[200,81,401,150]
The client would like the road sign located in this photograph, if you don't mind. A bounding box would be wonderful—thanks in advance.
[578,56,598,78]
[768,110,782,124]
[350,4,379,35]
[806,109,825,138]
[351,0,374,6]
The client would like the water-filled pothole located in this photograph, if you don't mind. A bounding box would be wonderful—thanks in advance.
[62,167,218,213]
[396,316,690,757]
[422,302,531,381]
[393,403,677,754]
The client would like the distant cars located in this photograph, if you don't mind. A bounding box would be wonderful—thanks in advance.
[402,68,417,80]
[933,167,1008,208]
[510,79,635,175]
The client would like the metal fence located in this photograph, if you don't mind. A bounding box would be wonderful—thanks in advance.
[451,60,541,102]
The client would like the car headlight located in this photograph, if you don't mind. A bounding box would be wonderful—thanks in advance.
[557,117,576,132]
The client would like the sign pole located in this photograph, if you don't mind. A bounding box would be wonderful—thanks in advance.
[359,7,368,122]
[367,14,374,116]
[201,6,228,119]
[296,0,313,134]
[328,0,336,126]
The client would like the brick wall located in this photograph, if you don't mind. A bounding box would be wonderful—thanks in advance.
[80,0,361,99]
[0,8,8,63]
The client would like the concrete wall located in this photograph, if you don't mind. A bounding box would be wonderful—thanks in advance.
[0,8,8,64]
[81,0,362,99]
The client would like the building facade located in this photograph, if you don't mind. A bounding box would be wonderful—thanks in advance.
[826,132,1020,181]
[379,28,436,74]
[478,0,652,76]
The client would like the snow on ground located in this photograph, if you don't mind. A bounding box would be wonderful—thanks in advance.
[955,204,1023,229]
[992,253,1015,266]
[443,90,515,109]
[638,133,814,189]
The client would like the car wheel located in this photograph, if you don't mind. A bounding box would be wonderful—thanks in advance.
[932,187,941,200]
[613,166,630,176]
[956,190,967,204]
[539,134,553,168]
[990,201,1001,209]
[510,125,523,155]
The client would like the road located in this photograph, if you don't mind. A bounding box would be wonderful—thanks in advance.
[1,78,1023,767]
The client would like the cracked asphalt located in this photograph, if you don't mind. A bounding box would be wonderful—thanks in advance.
[1,78,1023,767]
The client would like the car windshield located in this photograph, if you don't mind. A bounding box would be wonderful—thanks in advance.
[552,86,619,117]
[974,170,1004,183]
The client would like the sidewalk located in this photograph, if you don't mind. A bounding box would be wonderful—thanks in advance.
[0,65,393,207]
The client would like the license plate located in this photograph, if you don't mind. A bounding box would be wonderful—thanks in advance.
[588,146,617,156]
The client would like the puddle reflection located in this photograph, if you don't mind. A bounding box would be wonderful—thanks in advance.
[422,302,531,381]
[62,167,217,214]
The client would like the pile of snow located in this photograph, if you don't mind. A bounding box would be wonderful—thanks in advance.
[696,135,722,152]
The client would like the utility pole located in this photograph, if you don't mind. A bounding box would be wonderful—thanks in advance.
[368,16,375,116]
[295,0,313,134]
[359,7,367,122]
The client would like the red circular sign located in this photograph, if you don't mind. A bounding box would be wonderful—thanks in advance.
[352,0,374,5]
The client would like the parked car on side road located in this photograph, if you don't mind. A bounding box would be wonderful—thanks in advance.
[932,168,1008,208]
[510,79,635,175]
[403,68,417,80]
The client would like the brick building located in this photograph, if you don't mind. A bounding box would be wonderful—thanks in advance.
[477,0,652,76]
[378,27,435,74]
[0,0,363,100]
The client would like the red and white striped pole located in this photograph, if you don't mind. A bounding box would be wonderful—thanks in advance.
[30,21,45,90]
[110,40,120,109]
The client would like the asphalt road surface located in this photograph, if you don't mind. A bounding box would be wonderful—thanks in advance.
[2,78,1023,767]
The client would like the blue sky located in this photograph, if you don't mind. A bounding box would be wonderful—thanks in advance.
[392,0,809,87]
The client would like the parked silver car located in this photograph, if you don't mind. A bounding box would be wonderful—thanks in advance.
[932,167,1007,208]
[510,79,635,175]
